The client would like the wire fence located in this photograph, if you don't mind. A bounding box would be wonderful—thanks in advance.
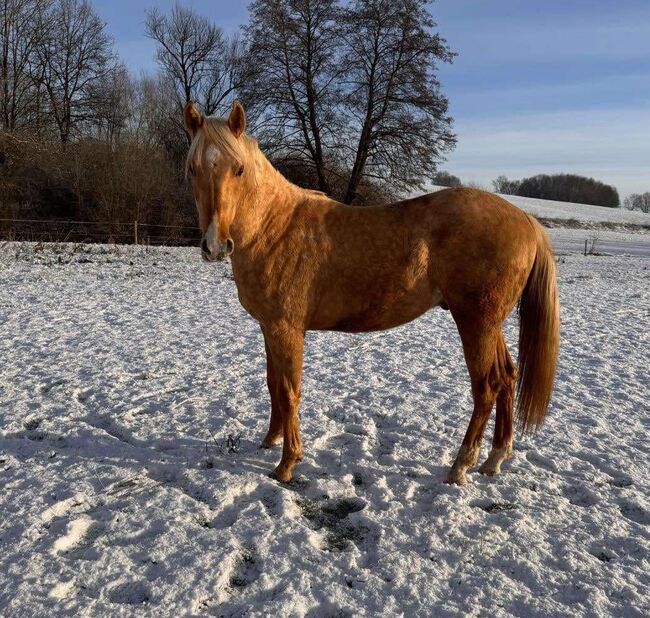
[0,217,202,246]
[1,216,648,257]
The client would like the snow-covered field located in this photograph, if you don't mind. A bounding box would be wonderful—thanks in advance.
[1,242,649,617]
[428,186,650,228]
[500,194,650,227]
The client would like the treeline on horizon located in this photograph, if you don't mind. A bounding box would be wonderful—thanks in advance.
[434,172,624,210]
[0,0,456,243]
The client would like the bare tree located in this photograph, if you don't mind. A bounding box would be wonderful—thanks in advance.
[0,0,50,131]
[623,192,650,213]
[34,0,113,144]
[433,171,461,188]
[492,175,521,194]
[127,74,175,148]
[340,0,455,203]
[133,74,188,167]
[145,3,242,119]
[243,0,341,194]
[89,62,133,147]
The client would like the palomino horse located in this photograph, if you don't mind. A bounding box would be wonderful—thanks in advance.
[184,100,559,485]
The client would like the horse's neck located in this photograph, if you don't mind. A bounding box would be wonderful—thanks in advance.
[233,151,309,248]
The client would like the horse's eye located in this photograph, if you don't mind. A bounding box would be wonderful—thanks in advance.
[235,165,244,177]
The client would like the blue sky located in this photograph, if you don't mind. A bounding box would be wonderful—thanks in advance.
[95,0,650,197]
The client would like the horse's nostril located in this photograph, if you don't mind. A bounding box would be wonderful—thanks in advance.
[225,238,234,255]
[201,238,209,254]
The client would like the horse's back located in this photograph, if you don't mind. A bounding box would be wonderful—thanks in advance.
[400,187,532,231]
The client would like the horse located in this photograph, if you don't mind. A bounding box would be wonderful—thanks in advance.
[183,100,559,485]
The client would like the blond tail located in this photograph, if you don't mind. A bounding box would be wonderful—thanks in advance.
[516,216,560,432]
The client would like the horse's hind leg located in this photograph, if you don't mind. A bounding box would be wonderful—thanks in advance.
[446,318,501,485]
[479,335,517,476]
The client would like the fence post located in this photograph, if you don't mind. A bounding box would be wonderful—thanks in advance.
[584,239,587,256]
[134,220,138,245]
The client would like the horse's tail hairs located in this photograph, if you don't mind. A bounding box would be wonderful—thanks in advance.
[516,216,560,433]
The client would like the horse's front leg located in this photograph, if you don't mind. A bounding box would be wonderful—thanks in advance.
[260,333,283,448]
[263,323,304,482]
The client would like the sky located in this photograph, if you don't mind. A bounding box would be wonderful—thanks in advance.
[95,0,650,198]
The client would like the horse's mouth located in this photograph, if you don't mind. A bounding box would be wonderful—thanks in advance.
[202,251,224,263]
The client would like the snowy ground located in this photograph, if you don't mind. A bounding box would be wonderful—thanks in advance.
[548,228,650,258]
[1,242,649,617]
[499,194,650,228]
[428,186,650,228]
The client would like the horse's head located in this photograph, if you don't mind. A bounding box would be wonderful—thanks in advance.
[184,100,248,262]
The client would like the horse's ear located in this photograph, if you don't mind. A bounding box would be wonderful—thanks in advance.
[228,100,246,138]
[183,101,203,137]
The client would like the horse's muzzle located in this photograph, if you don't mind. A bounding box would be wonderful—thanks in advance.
[201,237,234,262]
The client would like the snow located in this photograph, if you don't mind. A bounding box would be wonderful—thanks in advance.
[429,186,650,227]
[547,228,650,258]
[1,242,649,616]
[499,194,649,227]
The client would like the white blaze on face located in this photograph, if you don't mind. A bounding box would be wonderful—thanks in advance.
[200,143,228,258]
[204,220,221,255]
[205,144,219,168]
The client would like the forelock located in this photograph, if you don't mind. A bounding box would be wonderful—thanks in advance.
[185,117,247,179]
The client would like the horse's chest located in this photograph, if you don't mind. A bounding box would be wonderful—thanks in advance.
[233,264,302,323]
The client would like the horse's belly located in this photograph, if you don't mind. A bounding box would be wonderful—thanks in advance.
[322,286,443,333]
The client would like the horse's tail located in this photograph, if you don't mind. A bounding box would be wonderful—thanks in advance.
[516,216,560,432]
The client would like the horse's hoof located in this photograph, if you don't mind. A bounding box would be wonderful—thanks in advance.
[260,435,282,448]
[478,461,499,476]
[445,469,468,486]
[272,465,292,483]
[478,446,510,476]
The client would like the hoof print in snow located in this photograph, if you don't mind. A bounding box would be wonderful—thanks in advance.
[563,486,600,508]
[298,497,372,552]
[476,501,516,513]
[525,450,558,472]
[617,500,650,525]
[321,497,367,518]
[23,416,43,431]
[608,477,633,488]
[107,580,151,605]
[53,516,105,559]
[228,549,261,591]
[40,379,66,394]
